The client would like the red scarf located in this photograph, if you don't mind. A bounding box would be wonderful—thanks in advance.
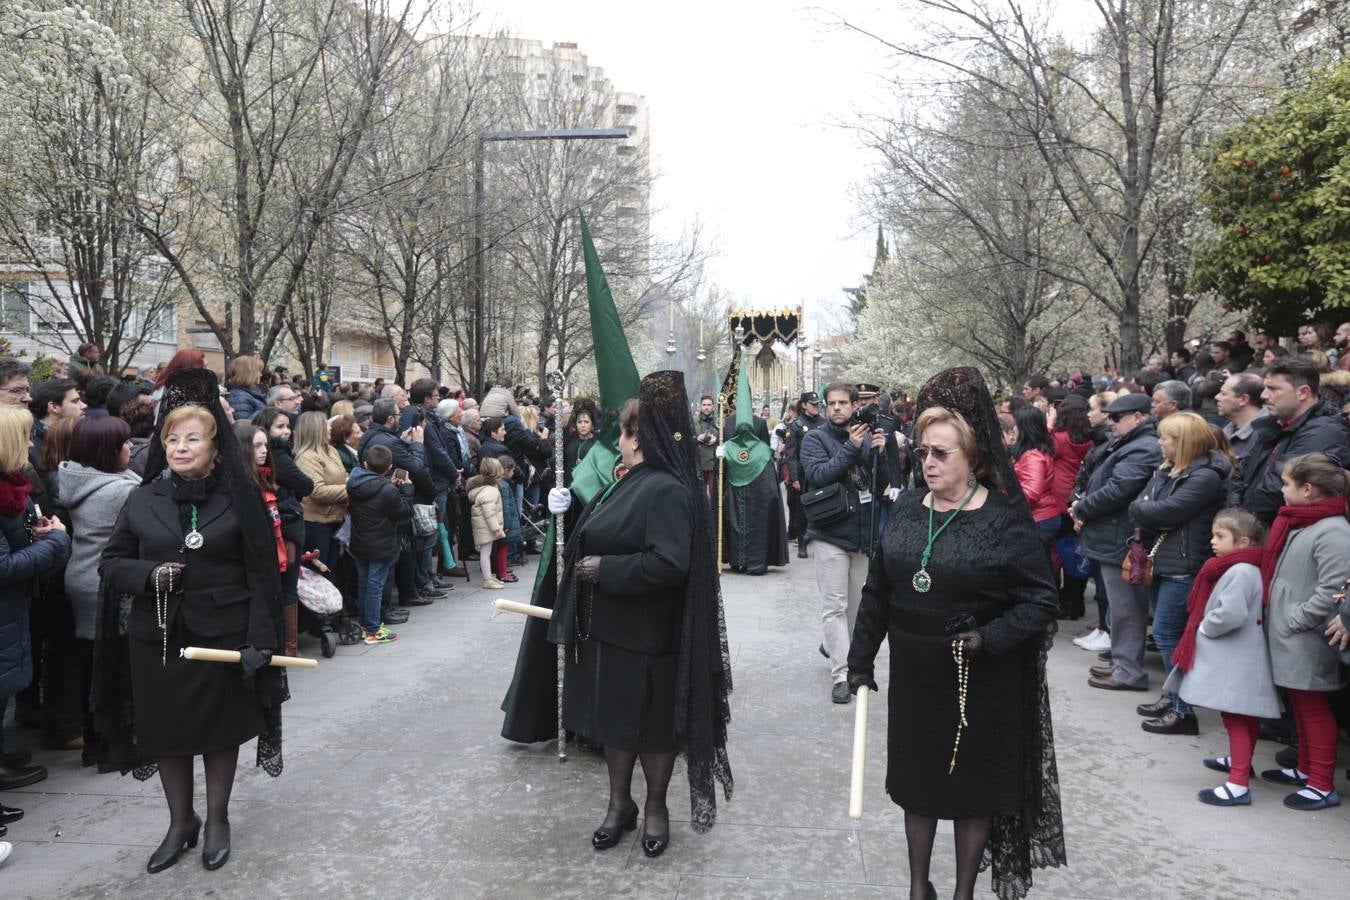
[1260,495,1348,610]
[259,466,288,573]
[1170,547,1264,671]
[0,471,32,518]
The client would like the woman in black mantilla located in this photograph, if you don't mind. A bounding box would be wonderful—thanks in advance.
[546,371,733,857]
[98,368,286,874]
[848,367,1065,900]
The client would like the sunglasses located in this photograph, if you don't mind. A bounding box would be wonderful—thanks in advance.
[914,445,957,463]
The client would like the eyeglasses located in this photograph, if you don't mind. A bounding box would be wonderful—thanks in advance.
[1,384,31,397]
[164,435,207,448]
[1107,412,1137,423]
[914,445,957,463]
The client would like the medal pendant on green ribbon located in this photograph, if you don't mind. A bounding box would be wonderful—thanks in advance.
[912,569,932,593]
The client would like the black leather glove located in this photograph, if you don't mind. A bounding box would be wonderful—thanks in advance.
[149,562,185,593]
[953,631,984,656]
[847,670,878,695]
[577,555,602,584]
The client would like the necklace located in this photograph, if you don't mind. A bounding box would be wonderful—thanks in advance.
[912,484,978,593]
[183,504,204,550]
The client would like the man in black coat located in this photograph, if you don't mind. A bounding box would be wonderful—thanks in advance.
[1231,357,1350,523]
[784,391,825,555]
[403,379,457,590]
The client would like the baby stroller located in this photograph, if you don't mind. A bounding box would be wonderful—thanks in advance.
[297,552,361,657]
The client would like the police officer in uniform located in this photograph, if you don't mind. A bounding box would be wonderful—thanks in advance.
[784,391,825,558]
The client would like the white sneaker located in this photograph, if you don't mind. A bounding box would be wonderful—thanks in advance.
[1084,630,1113,652]
[0,841,11,866]
[1072,628,1101,649]
[482,577,505,590]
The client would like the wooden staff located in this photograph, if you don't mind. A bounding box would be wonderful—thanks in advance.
[493,598,553,620]
[848,685,869,819]
[716,390,727,570]
[547,370,568,762]
[181,647,318,669]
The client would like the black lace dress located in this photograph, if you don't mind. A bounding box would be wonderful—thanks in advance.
[849,488,1058,818]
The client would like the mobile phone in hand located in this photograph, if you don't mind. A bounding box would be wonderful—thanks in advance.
[393,468,409,482]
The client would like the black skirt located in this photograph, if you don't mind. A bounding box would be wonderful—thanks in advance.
[129,623,265,758]
[562,637,676,753]
[886,614,1024,819]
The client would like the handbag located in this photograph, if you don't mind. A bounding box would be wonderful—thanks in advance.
[1055,534,1092,580]
[800,482,852,526]
[1123,528,1166,587]
[411,503,438,537]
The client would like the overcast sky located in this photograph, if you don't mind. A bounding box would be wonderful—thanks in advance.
[469,1,907,336]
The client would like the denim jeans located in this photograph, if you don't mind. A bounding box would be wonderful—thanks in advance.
[1151,574,1195,716]
[355,558,397,631]
[416,530,436,589]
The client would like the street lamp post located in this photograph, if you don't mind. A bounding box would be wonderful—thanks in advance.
[812,344,822,390]
[472,127,632,396]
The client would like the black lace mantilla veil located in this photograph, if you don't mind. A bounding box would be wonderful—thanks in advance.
[636,371,735,832]
[914,366,1067,900]
[103,368,289,779]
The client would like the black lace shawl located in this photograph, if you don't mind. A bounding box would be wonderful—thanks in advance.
[915,367,1066,899]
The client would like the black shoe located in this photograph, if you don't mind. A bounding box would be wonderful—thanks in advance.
[1261,767,1308,787]
[1141,712,1199,735]
[383,607,410,625]
[1,749,32,768]
[433,577,456,590]
[640,822,669,858]
[202,818,230,870]
[399,595,434,607]
[0,803,22,824]
[592,803,638,850]
[0,822,5,838]
[1136,694,1172,718]
[1145,635,1159,653]
[147,815,202,873]
[0,763,48,790]
[1097,650,1112,662]
[832,682,851,704]
[797,542,808,559]
[1276,745,1300,769]
[421,586,449,597]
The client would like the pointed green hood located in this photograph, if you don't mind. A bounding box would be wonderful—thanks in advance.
[531,211,640,596]
[722,343,772,486]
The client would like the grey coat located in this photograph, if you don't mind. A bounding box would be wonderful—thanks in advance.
[1266,516,1350,691]
[58,462,140,639]
[1164,564,1280,718]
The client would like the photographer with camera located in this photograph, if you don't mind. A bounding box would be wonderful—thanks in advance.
[800,382,891,704]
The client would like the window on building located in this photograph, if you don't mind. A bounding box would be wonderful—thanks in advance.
[0,282,31,332]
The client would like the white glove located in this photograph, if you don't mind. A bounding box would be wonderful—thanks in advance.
[715,445,726,459]
[886,487,900,502]
[547,487,572,515]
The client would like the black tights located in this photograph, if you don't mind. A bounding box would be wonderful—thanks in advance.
[599,748,676,836]
[155,748,239,852]
[904,812,991,900]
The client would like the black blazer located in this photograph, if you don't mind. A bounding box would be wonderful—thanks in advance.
[578,465,693,655]
[100,479,277,648]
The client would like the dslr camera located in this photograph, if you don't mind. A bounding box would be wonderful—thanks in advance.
[850,405,893,430]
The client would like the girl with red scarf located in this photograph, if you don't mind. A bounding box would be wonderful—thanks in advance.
[1164,509,1273,806]
[1258,452,1350,811]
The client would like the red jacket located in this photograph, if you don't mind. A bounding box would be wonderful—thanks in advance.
[1014,448,1062,522]
[1050,431,1092,511]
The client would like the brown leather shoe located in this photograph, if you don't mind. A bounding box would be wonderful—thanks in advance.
[1089,664,1114,678]
[1088,675,1149,691]
[444,566,468,578]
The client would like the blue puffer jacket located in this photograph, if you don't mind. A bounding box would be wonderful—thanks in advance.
[227,385,267,423]
[0,496,72,697]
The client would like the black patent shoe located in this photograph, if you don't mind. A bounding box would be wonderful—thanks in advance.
[1136,694,1172,717]
[640,826,669,858]
[1141,712,1199,735]
[592,803,638,850]
[147,815,202,873]
[0,803,23,824]
[202,818,231,870]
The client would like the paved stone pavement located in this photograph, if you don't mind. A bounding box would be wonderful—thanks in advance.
[4,555,1350,898]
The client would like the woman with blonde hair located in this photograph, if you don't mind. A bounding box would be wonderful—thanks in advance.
[225,356,266,423]
[292,411,348,572]
[1126,412,1234,735]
